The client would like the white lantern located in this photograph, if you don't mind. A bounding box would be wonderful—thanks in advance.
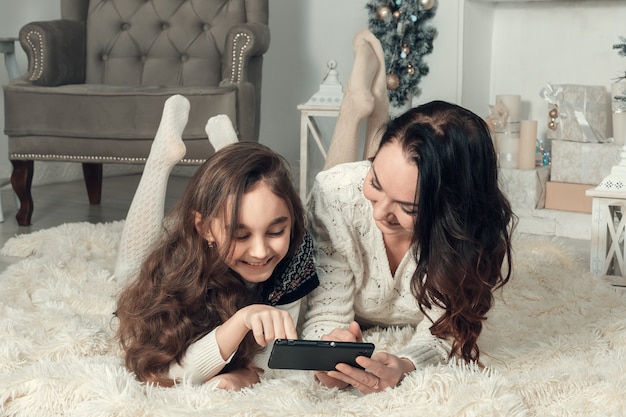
[586,145,626,285]
[304,59,344,107]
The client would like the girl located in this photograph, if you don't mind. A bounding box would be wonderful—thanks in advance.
[303,100,516,394]
[115,95,318,389]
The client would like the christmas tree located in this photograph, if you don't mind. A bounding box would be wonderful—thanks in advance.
[613,36,626,102]
[366,0,437,107]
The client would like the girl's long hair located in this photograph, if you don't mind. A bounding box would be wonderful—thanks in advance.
[115,142,305,385]
[377,101,516,364]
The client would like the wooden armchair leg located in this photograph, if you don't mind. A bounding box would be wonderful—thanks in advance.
[10,160,34,226]
[82,163,102,204]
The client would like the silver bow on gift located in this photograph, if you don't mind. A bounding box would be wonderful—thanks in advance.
[540,83,564,107]
[539,83,606,143]
[539,83,567,126]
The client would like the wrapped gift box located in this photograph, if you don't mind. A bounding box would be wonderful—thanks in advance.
[550,139,622,185]
[545,181,593,213]
[499,166,550,210]
[546,84,611,142]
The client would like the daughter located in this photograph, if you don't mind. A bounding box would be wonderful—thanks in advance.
[115,95,318,389]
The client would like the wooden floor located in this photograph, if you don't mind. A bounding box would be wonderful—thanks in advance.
[0,173,189,272]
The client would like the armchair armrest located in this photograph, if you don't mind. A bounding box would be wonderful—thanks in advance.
[222,22,270,84]
[19,19,85,86]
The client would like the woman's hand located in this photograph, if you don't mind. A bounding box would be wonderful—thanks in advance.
[321,320,363,343]
[313,321,415,394]
[209,366,263,390]
[314,321,363,389]
[328,352,415,395]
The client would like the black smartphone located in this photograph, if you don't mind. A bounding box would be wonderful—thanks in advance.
[267,339,375,371]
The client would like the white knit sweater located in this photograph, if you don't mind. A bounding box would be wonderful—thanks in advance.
[168,300,301,384]
[302,161,450,367]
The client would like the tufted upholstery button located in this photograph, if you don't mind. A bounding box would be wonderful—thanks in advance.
[181,54,189,62]
[121,23,130,31]
[141,55,148,62]
[161,22,169,30]
[101,53,109,61]
[203,23,210,31]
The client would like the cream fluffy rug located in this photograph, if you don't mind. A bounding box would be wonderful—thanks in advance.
[1,221,625,417]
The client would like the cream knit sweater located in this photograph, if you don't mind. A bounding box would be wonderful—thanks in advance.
[168,300,301,385]
[302,161,450,367]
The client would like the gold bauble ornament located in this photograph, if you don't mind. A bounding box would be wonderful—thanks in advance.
[386,73,400,90]
[419,0,435,10]
[393,10,401,19]
[377,6,392,21]
[407,64,415,75]
[402,44,410,55]
[548,107,558,118]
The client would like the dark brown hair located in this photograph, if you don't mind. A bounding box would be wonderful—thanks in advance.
[376,101,516,363]
[115,142,305,385]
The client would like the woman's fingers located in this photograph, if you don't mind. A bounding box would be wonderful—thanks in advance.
[314,371,350,389]
[326,352,407,394]
[322,328,357,342]
[327,366,381,394]
[348,321,363,342]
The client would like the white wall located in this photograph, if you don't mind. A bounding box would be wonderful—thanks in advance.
[0,0,462,187]
[260,0,369,170]
[486,0,626,142]
[1,0,623,189]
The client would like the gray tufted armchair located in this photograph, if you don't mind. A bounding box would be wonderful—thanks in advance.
[3,0,269,226]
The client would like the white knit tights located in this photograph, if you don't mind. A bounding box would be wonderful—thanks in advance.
[324,29,389,170]
[114,95,190,285]
[114,95,240,285]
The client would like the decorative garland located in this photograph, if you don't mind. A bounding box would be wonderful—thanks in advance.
[366,0,438,107]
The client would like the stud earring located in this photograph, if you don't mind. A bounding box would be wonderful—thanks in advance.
[208,241,215,249]
[548,105,558,130]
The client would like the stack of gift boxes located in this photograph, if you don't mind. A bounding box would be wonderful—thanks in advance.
[490,94,550,213]
[543,84,618,214]
[493,84,620,215]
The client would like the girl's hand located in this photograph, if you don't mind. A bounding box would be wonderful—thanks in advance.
[236,304,297,346]
[327,352,415,395]
[216,304,297,363]
[209,366,263,390]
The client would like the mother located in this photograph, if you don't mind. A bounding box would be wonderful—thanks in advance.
[302,100,516,394]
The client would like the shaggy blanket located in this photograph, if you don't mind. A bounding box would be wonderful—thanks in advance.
[0,221,625,417]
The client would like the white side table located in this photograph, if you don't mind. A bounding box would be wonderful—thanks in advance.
[297,104,339,202]
[0,37,21,223]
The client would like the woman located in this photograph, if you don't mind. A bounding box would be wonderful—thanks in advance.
[302,100,516,394]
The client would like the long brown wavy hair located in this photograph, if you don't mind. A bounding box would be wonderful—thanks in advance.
[375,101,516,364]
[115,142,305,385]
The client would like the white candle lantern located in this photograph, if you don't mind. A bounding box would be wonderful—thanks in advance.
[586,144,626,284]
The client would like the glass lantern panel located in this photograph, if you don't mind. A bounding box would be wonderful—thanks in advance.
[605,204,626,276]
